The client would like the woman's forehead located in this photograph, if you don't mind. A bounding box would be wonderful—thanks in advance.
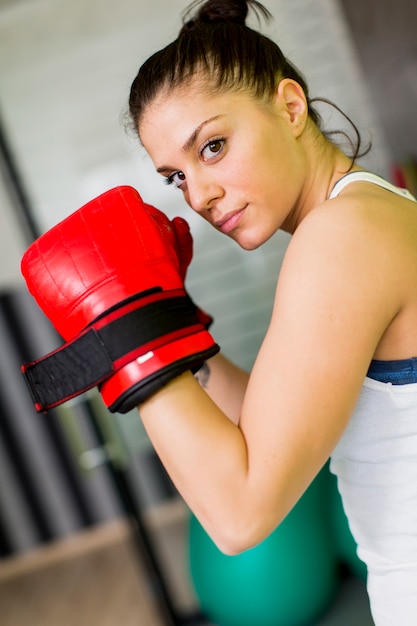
[140,79,262,132]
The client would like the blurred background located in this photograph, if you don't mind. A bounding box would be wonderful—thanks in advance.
[0,0,415,624]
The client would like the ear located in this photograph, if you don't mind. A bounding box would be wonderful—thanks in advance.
[275,78,308,137]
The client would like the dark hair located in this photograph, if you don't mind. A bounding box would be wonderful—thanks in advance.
[128,0,370,161]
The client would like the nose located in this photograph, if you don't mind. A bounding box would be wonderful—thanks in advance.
[186,171,224,215]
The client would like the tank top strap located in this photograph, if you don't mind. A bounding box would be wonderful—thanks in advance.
[329,171,416,201]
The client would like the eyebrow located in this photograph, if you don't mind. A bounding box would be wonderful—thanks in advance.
[182,115,221,152]
[156,115,222,174]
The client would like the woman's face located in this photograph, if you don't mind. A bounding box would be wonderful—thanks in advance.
[140,80,307,249]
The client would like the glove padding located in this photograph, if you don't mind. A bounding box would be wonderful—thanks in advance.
[21,186,219,413]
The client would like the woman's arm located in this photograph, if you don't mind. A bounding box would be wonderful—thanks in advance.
[193,353,249,425]
[139,198,402,554]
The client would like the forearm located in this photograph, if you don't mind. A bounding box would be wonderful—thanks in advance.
[138,371,255,553]
[194,352,249,425]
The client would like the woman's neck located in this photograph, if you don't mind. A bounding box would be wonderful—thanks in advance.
[281,128,362,234]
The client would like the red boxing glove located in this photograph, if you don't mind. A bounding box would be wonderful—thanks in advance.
[21,186,219,413]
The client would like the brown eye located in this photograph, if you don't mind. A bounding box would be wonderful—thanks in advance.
[201,138,225,161]
[165,170,186,188]
[208,140,222,153]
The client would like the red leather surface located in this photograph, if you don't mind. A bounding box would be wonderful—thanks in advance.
[21,186,190,339]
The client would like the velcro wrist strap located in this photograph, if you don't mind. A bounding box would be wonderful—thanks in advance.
[22,288,201,411]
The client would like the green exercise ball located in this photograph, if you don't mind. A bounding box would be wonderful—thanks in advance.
[188,470,339,626]
[327,469,367,581]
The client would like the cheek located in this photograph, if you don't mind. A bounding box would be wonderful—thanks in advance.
[230,136,282,190]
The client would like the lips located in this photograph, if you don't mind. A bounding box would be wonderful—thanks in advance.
[215,207,246,234]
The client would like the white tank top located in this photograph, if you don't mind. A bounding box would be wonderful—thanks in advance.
[328,171,417,625]
[329,170,416,201]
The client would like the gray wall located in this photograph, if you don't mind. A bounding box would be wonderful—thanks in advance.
[339,0,417,163]
[0,164,27,290]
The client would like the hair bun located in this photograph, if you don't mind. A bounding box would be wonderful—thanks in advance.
[182,0,269,32]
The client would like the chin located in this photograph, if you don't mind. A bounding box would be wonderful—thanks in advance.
[231,229,272,251]
[238,240,262,251]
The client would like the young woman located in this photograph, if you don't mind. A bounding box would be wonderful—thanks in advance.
[128,1,417,623]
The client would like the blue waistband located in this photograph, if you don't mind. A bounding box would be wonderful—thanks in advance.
[367,357,417,385]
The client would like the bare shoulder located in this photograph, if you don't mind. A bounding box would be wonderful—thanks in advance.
[293,183,417,262]
[276,184,417,358]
